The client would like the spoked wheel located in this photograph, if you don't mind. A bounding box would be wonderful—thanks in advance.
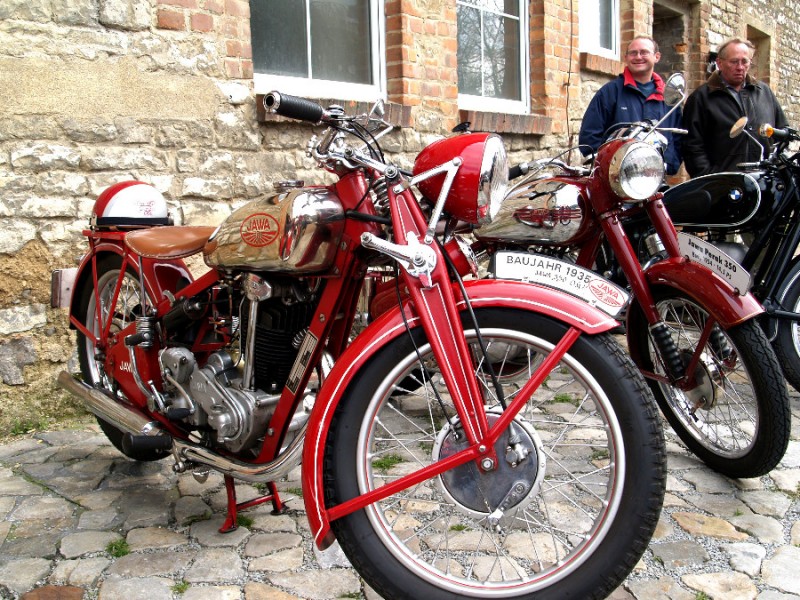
[631,289,790,478]
[325,309,666,600]
[75,254,167,461]
[773,260,800,392]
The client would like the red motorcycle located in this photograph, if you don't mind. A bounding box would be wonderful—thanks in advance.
[475,74,790,479]
[53,93,666,599]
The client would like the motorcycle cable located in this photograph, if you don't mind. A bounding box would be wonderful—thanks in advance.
[344,118,386,164]
[391,262,456,435]
[438,237,507,412]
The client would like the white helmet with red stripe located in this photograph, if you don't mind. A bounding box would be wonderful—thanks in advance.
[91,181,171,229]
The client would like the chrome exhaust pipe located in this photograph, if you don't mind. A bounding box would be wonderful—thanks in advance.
[57,371,164,438]
[57,370,305,484]
[173,427,305,483]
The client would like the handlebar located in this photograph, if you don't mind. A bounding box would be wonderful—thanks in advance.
[508,162,529,180]
[264,91,328,124]
[659,127,688,135]
[760,124,799,143]
[508,158,589,181]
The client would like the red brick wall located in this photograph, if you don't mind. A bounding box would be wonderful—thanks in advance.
[155,0,252,79]
[529,0,581,133]
[385,0,459,128]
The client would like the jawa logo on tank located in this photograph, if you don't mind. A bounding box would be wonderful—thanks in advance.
[241,213,280,247]
[514,206,582,228]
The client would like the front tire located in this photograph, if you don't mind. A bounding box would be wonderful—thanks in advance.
[630,289,790,478]
[325,309,666,600]
[75,254,167,462]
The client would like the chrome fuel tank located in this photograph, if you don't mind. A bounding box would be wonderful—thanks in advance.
[475,178,589,246]
[204,186,345,273]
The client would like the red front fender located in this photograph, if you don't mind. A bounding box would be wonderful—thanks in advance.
[642,258,763,326]
[302,278,618,549]
[626,257,763,366]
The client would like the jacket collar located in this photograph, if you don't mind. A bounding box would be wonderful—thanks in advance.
[707,70,757,92]
[622,67,664,101]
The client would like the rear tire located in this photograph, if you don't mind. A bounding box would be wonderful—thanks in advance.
[75,254,167,462]
[325,308,666,600]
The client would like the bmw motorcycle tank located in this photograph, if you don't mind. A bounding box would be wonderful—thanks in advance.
[662,172,765,230]
[204,185,345,273]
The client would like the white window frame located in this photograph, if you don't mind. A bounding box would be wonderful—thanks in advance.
[457,0,531,115]
[579,0,620,60]
[252,1,386,102]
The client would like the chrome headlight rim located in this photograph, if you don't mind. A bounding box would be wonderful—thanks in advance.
[608,141,665,201]
[477,134,509,224]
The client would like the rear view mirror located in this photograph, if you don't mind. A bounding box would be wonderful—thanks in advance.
[730,116,748,138]
[664,73,686,106]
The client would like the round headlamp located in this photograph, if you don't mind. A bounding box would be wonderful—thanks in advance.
[413,133,508,225]
[607,141,665,201]
[477,135,509,222]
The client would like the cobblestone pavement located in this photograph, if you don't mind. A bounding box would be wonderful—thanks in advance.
[1,391,799,600]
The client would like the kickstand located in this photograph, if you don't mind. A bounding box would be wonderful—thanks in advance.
[219,474,287,533]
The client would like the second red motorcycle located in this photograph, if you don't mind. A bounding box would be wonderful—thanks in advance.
[474,74,790,479]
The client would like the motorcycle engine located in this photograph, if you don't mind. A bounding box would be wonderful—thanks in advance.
[158,278,316,454]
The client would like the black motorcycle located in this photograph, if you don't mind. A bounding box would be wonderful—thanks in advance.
[645,121,800,393]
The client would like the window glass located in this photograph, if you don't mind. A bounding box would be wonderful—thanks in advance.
[310,1,372,84]
[579,0,619,58]
[457,0,528,113]
[251,0,383,100]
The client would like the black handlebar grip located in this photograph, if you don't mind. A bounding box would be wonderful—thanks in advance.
[264,91,325,123]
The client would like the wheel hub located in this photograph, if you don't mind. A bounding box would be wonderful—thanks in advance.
[432,409,545,519]
[681,350,721,411]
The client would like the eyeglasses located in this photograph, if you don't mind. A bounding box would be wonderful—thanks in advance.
[723,58,751,66]
[626,50,653,57]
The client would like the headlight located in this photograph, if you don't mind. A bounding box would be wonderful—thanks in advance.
[413,133,508,225]
[607,141,665,200]
[477,135,508,222]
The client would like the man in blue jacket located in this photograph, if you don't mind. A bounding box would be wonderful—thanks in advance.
[579,36,682,175]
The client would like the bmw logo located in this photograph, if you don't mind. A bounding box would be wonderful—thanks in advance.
[728,188,743,202]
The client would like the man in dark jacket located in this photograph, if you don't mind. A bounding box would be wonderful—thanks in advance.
[579,35,682,175]
[682,38,787,177]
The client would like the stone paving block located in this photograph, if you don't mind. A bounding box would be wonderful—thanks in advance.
[1,425,799,599]
[762,546,800,595]
[0,557,52,594]
[651,540,709,569]
[682,571,758,600]
[98,576,174,600]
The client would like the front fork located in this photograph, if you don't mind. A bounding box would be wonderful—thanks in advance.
[375,184,581,473]
[598,202,720,388]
